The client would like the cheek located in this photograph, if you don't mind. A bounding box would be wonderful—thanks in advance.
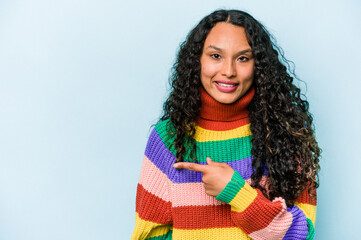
[238,64,254,80]
[201,61,218,78]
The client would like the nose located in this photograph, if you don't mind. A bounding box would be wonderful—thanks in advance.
[221,59,236,78]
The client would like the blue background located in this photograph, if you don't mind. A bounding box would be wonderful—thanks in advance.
[0,0,360,239]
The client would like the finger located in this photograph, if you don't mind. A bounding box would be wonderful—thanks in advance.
[173,162,207,173]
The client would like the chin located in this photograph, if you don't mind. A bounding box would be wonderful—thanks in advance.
[215,96,239,104]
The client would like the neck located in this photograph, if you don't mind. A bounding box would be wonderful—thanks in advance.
[197,86,255,130]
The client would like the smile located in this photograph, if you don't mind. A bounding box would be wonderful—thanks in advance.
[215,81,239,93]
[216,82,238,87]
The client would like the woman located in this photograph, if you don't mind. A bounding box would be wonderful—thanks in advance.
[132,9,320,240]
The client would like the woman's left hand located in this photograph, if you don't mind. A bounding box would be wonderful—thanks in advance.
[173,157,235,197]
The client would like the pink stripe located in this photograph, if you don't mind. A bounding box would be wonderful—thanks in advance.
[171,177,256,207]
[172,182,226,207]
[140,167,270,208]
[249,197,293,240]
[138,155,171,202]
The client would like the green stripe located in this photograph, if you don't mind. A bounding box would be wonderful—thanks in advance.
[305,218,315,240]
[216,170,245,203]
[146,231,173,240]
[155,120,253,162]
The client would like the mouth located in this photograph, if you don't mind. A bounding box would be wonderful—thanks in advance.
[215,81,239,87]
[214,81,239,93]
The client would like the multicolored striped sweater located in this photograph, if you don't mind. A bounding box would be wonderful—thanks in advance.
[132,86,317,240]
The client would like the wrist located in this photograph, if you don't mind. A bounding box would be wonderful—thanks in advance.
[215,170,245,203]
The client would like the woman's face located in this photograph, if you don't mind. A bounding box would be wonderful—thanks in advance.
[200,22,254,104]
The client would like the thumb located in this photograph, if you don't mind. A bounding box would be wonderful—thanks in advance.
[206,157,215,165]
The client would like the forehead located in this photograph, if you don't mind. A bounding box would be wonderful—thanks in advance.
[203,22,250,49]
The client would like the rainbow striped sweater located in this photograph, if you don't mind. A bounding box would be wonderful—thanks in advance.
[132,87,317,240]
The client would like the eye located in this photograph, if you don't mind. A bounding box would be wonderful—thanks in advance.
[238,56,249,62]
[211,54,221,59]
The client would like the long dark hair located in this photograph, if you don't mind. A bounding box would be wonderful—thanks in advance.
[160,9,320,205]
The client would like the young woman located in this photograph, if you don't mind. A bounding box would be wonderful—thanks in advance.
[132,9,320,240]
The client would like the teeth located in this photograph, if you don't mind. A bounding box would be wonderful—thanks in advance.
[218,82,236,87]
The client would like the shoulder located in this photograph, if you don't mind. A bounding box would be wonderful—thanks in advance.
[154,119,173,138]
[145,119,176,156]
[144,119,176,174]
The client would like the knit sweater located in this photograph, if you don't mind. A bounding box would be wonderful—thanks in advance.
[131,86,317,240]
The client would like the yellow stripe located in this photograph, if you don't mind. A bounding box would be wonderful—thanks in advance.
[194,124,252,142]
[229,183,258,213]
[173,227,251,240]
[131,213,171,240]
[295,203,317,225]
[147,225,172,239]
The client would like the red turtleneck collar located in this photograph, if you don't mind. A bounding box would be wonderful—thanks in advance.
[197,86,255,131]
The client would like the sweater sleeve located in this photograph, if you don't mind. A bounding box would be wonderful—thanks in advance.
[131,128,173,240]
[215,170,317,240]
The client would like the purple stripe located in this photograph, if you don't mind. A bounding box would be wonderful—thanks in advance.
[170,156,255,183]
[144,128,176,175]
[283,205,308,239]
[145,128,259,183]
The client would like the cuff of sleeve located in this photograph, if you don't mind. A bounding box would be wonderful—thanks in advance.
[306,218,315,240]
[215,170,246,203]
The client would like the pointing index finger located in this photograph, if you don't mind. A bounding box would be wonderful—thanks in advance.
[173,162,207,173]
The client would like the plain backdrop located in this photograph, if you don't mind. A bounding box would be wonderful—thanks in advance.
[0,0,360,239]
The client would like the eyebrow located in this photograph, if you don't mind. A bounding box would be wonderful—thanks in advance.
[205,45,253,55]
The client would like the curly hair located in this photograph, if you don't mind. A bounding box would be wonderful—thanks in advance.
[160,9,320,205]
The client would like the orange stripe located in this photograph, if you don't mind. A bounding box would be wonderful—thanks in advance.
[197,117,250,131]
[295,184,317,205]
[136,184,172,224]
[249,197,292,239]
[172,204,235,229]
[231,189,284,234]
